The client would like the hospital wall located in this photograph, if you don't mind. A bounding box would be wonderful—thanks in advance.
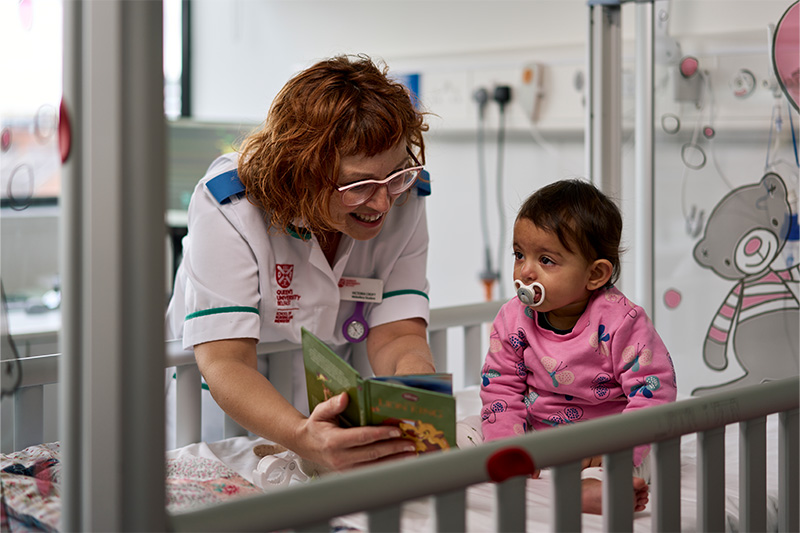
[2,1,796,397]
[188,0,799,395]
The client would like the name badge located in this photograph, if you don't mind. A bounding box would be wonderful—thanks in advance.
[338,277,383,303]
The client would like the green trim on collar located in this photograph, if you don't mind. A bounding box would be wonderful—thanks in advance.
[287,224,312,241]
[382,289,429,301]
[185,306,259,320]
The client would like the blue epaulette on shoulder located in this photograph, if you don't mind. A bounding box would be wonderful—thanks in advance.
[416,170,431,197]
[206,169,245,204]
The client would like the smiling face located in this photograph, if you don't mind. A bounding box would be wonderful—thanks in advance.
[513,217,611,329]
[328,143,412,241]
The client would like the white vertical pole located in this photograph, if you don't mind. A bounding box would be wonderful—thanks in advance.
[697,427,726,532]
[779,408,799,531]
[60,1,84,529]
[61,1,166,530]
[740,417,767,532]
[551,462,582,531]
[591,3,622,201]
[119,1,168,529]
[635,1,656,316]
[603,449,634,532]
[585,5,595,181]
[652,437,682,531]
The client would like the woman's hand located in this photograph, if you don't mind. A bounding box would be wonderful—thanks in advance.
[366,318,435,376]
[294,392,417,471]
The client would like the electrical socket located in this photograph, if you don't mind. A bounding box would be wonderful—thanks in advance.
[420,70,471,128]
[471,68,527,128]
[517,63,545,122]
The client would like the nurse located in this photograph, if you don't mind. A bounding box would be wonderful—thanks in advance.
[166,55,434,471]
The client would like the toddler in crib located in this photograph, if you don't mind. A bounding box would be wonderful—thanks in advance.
[479,178,677,514]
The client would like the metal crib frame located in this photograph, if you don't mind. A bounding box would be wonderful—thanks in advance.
[3,0,795,531]
[168,377,799,533]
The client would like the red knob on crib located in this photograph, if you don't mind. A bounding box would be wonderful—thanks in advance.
[486,447,537,483]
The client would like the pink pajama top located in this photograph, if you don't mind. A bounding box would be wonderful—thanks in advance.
[480,286,677,466]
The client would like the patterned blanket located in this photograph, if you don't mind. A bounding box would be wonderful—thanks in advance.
[1,442,263,531]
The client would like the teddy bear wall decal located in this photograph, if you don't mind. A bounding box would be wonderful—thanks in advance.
[691,172,799,395]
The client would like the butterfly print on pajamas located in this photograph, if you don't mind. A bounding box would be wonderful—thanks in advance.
[622,343,653,372]
[523,388,539,408]
[541,356,575,387]
[543,405,584,426]
[591,372,613,400]
[508,329,529,353]
[481,368,501,387]
[481,399,509,424]
[589,324,611,356]
[629,375,661,399]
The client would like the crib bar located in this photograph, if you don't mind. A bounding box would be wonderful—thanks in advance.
[175,364,202,447]
[170,377,799,533]
[779,409,799,532]
[550,462,581,532]
[367,504,402,531]
[697,426,726,532]
[739,416,767,532]
[495,476,527,532]
[13,353,61,386]
[462,324,483,388]
[428,301,504,330]
[433,488,467,532]
[651,437,681,531]
[14,384,44,452]
[5,354,60,453]
[224,415,248,439]
[1,395,12,453]
[429,329,447,374]
[267,351,296,407]
[602,449,634,532]
[294,523,329,533]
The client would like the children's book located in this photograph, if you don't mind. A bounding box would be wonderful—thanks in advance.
[301,327,456,453]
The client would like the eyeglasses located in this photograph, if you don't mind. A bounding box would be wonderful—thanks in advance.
[336,149,423,207]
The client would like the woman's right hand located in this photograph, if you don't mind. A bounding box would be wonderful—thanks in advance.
[294,392,418,471]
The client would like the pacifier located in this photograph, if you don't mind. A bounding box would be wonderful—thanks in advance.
[514,280,545,307]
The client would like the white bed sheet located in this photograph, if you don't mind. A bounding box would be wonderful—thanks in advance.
[167,388,782,532]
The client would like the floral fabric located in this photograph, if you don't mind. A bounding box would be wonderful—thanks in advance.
[0,442,265,531]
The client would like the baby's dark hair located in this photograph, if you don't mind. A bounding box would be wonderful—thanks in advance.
[517,179,623,287]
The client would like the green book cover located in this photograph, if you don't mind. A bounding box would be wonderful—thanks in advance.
[302,327,456,452]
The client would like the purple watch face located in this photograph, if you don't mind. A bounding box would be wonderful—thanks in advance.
[342,301,369,343]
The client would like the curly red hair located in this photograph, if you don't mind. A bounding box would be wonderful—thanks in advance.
[237,54,428,234]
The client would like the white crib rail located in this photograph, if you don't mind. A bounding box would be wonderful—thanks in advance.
[168,376,799,533]
[2,300,503,453]
[165,300,503,448]
[1,353,60,453]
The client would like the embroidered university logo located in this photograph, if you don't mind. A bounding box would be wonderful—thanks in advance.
[276,264,294,288]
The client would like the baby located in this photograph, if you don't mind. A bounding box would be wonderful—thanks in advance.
[480,179,677,514]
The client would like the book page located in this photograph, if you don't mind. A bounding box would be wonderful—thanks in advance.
[366,380,456,453]
[302,328,364,427]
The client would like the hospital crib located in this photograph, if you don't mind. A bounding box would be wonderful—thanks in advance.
[4,300,798,532]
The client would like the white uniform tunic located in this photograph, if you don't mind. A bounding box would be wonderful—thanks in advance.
[166,153,431,416]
